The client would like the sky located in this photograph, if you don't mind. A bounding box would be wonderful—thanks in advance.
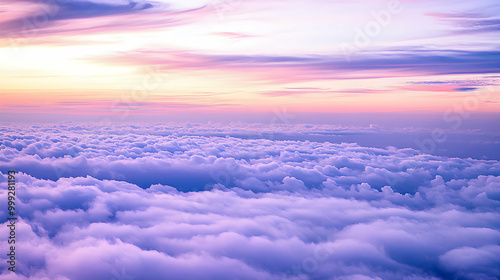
[1,2,500,278]
[0,0,499,121]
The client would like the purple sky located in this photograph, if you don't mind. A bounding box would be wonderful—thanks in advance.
[0,0,499,119]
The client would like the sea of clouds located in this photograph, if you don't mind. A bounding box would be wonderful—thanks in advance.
[0,123,499,280]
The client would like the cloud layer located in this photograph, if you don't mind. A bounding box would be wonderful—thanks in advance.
[0,123,499,279]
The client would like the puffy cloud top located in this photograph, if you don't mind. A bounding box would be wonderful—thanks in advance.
[0,123,499,279]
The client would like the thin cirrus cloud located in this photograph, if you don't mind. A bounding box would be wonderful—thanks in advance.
[401,79,497,93]
[0,0,207,38]
[427,12,500,34]
[100,49,500,77]
[260,88,392,97]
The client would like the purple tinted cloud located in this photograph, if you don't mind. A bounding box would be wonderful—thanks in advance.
[0,123,499,279]
[101,49,500,80]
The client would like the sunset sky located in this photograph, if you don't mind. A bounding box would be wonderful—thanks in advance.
[0,0,499,120]
[2,2,500,279]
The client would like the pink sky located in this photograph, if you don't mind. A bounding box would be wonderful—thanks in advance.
[0,0,499,119]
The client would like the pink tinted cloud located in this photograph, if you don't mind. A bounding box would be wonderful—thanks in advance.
[0,0,211,40]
